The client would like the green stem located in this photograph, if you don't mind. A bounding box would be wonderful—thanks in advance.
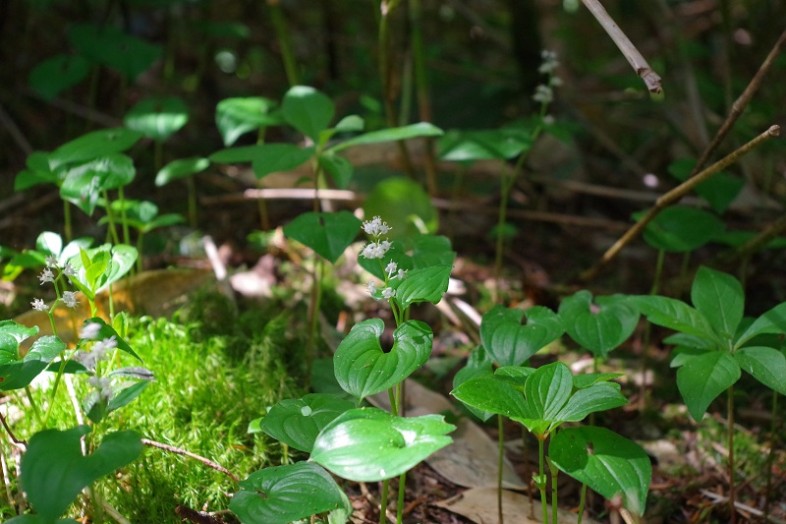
[396,470,406,524]
[497,415,505,524]
[577,483,587,524]
[379,479,389,524]
[640,248,665,410]
[24,386,43,426]
[537,436,548,524]
[305,258,324,388]
[728,384,736,524]
[102,191,120,245]
[548,456,558,524]
[268,0,299,86]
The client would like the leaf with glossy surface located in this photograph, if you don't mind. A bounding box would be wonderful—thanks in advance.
[451,374,528,421]
[691,266,743,339]
[311,408,454,481]
[559,291,638,357]
[0,335,64,391]
[283,211,360,264]
[550,427,651,515]
[330,122,443,152]
[282,86,335,140]
[395,265,452,309]
[334,319,432,400]
[124,97,189,141]
[630,295,719,344]
[555,382,627,423]
[21,426,142,522]
[452,346,495,421]
[480,305,563,366]
[736,302,786,347]
[677,351,740,421]
[215,96,278,146]
[258,393,355,452]
[230,462,350,524]
[523,362,572,428]
[734,346,786,395]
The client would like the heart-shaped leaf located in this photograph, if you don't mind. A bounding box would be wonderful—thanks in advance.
[677,351,740,421]
[0,332,63,391]
[68,245,137,299]
[559,291,638,357]
[215,96,279,146]
[257,393,355,452]
[395,265,452,309]
[333,319,432,400]
[124,97,189,141]
[734,346,786,395]
[480,305,564,366]
[283,211,361,264]
[230,462,350,524]
[311,408,454,481]
[21,426,142,522]
[550,426,651,516]
[282,86,335,141]
[691,266,743,340]
[330,122,443,152]
[48,128,142,170]
[29,54,91,101]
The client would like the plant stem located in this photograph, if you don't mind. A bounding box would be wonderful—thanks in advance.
[577,483,588,524]
[267,0,299,86]
[537,436,548,524]
[639,248,665,410]
[493,152,526,302]
[305,258,324,389]
[548,456,558,524]
[102,190,121,245]
[379,479,389,524]
[396,471,406,524]
[727,384,736,524]
[497,415,505,524]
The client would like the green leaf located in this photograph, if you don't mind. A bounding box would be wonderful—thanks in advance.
[640,206,725,252]
[210,143,313,179]
[107,380,150,413]
[358,235,455,280]
[691,266,743,339]
[559,291,639,357]
[48,128,142,170]
[68,24,162,80]
[330,122,443,152]
[734,347,786,395]
[437,127,531,161]
[311,408,454,481]
[550,427,651,516]
[480,305,564,366]
[677,351,740,421]
[668,158,743,214]
[80,317,141,361]
[283,211,360,264]
[215,97,279,146]
[258,393,355,452]
[5,515,78,524]
[630,295,719,344]
[451,374,528,421]
[363,177,438,239]
[452,346,495,421]
[555,382,627,423]
[334,114,364,133]
[68,245,137,298]
[395,265,452,309]
[318,152,354,188]
[524,362,572,428]
[333,319,432,400]
[230,462,351,524]
[124,96,189,141]
[282,85,335,140]
[21,426,142,522]
[29,54,91,100]
[36,231,63,257]
[735,302,786,347]
[0,335,64,391]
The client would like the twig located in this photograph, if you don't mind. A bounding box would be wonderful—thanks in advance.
[102,501,132,524]
[691,29,786,174]
[140,438,240,483]
[700,489,786,524]
[0,412,26,448]
[579,125,781,281]
[580,0,663,94]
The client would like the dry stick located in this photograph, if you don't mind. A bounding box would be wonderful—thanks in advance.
[0,412,25,448]
[691,29,786,175]
[579,125,781,282]
[140,438,240,483]
[580,0,663,94]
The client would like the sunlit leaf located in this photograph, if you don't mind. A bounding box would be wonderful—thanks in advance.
[124,96,189,141]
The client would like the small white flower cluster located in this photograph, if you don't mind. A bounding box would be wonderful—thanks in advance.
[88,375,113,401]
[360,216,406,302]
[30,256,78,312]
[532,50,562,106]
[76,323,118,371]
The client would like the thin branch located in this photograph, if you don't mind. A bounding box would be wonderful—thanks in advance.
[691,29,786,174]
[579,125,781,281]
[0,412,26,448]
[140,438,240,483]
[581,0,663,94]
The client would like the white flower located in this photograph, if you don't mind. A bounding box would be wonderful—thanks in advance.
[533,85,554,104]
[381,287,396,299]
[367,281,378,295]
[62,262,76,278]
[62,291,78,309]
[93,335,118,354]
[38,267,55,285]
[45,255,59,268]
[80,322,102,341]
[397,269,407,280]
[362,216,391,237]
[31,298,47,311]
[361,240,392,260]
[88,376,113,400]
[538,50,559,74]
[385,261,398,278]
